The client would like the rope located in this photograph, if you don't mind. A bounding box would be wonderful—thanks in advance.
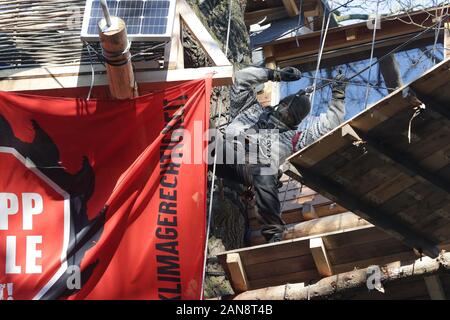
[408,103,426,143]
[363,0,380,110]
[309,13,450,93]
[86,44,95,100]
[280,176,292,212]
[224,0,232,57]
[200,0,233,300]
[236,63,397,91]
[430,7,444,67]
[295,0,304,47]
[304,6,332,133]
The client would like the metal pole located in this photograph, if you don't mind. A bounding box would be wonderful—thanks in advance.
[100,0,112,27]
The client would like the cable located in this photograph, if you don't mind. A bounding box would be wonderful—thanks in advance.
[237,63,396,90]
[304,6,332,134]
[363,0,380,110]
[86,44,95,100]
[200,0,233,301]
[224,0,232,57]
[430,7,444,68]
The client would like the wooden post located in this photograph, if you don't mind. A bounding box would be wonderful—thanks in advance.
[226,253,249,293]
[424,275,446,300]
[98,17,138,99]
[258,46,277,107]
[310,237,333,277]
[445,21,450,60]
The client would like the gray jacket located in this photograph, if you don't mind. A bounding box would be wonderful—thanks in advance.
[224,67,345,169]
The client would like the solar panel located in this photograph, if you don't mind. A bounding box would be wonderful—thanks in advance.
[81,0,175,41]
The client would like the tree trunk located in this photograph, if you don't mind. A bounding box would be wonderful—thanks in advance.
[231,252,450,300]
[183,0,252,298]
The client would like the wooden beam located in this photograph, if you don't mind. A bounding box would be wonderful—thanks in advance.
[178,0,230,67]
[310,237,333,277]
[282,0,299,17]
[304,2,321,17]
[445,21,450,59]
[262,6,446,64]
[287,163,440,258]
[345,29,357,41]
[0,65,233,91]
[424,275,446,300]
[343,124,450,194]
[301,202,318,220]
[226,253,249,293]
[165,2,183,70]
[245,7,289,25]
[258,46,277,107]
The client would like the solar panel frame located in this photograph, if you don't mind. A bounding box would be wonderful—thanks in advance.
[81,0,176,42]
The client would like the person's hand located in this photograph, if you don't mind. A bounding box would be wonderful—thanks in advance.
[280,67,302,82]
[269,67,302,82]
[331,70,346,100]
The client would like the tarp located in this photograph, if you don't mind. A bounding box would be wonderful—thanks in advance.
[0,77,211,300]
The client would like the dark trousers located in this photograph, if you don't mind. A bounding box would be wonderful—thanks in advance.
[214,163,285,241]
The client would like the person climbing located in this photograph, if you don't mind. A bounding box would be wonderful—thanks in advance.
[212,66,347,243]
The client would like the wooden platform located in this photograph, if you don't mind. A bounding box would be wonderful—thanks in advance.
[287,58,450,258]
[218,220,443,292]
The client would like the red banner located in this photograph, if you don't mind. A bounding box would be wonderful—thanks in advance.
[0,78,211,300]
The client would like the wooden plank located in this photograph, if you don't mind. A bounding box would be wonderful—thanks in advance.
[364,172,417,205]
[250,212,372,246]
[0,65,234,91]
[178,0,230,67]
[310,237,333,277]
[165,3,183,70]
[289,125,356,168]
[445,22,450,59]
[288,164,440,257]
[424,275,446,300]
[349,126,450,194]
[247,255,317,281]
[263,6,447,63]
[392,188,450,232]
[261,46,277,107]
[282,0,299,17]
[379,182,447,225]
[245,7,288,25]
[327,237,412,266]
[303,2,321,17]
[332,250,416,275]
[220,223,376,267]
[226,253,249,293]
[250,270,319,290]
[322,226,391,250]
